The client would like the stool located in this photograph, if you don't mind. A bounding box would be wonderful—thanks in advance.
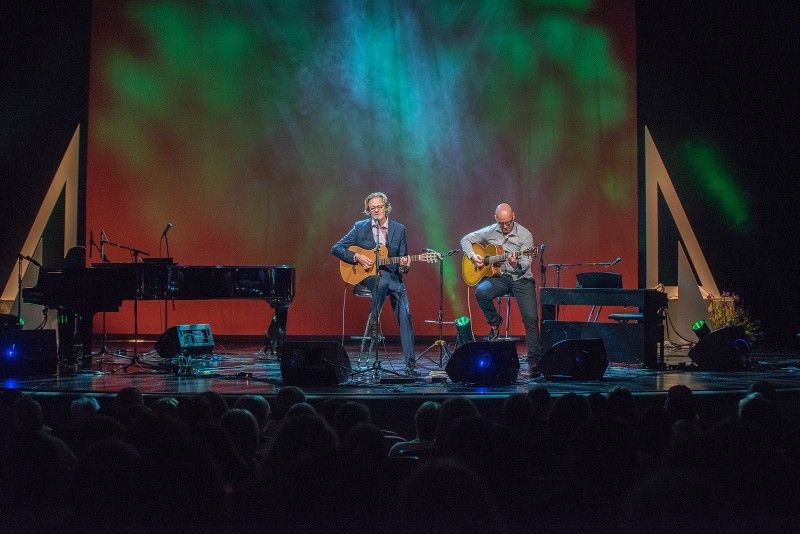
[350,283,384,355]
[497,293,519,341]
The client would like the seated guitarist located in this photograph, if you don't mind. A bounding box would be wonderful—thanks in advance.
[460,203,542,366]
[331,192,416,374]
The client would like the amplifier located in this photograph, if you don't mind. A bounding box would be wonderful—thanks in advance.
[154,324,215,358]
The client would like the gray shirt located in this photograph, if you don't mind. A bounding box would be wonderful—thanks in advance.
[460,222,535,281]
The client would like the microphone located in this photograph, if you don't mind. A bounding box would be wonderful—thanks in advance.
[161,223,173,238]
[17,253,43,268]
[539,243,545,257]
[610,257,622,266]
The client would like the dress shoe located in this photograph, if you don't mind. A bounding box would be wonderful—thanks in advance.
[485,325,500,342]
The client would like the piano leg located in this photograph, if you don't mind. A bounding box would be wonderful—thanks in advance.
[269,304,289,359]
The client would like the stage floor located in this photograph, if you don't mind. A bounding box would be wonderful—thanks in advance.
[5,337,800,400]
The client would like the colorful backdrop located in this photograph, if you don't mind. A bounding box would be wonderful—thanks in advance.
[86,0,637,337]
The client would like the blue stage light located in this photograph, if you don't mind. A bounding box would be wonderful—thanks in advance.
[3,344,18,359]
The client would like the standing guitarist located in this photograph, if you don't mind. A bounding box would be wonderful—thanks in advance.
[460,203,542,366]
[331,192,416,374]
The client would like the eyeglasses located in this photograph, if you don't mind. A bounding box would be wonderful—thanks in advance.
[368,205,386,211]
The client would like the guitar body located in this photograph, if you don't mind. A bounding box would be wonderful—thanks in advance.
[340,245,390,286]
[461,243,503,286]
[339,245,441,285]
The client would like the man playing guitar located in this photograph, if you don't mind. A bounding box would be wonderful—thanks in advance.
[460,203,542,367]
[331,192,417,375]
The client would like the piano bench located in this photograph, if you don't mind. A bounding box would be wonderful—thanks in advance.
[608,313,644,323]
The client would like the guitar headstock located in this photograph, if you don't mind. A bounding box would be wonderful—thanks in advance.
[420,252,442,263]
[521,246,538,258]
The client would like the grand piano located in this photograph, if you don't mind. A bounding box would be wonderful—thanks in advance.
[539,287,668,368]
[22,258,295,367]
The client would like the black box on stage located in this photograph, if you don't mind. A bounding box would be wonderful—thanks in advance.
[0,330,57,376]
[279,341,352,386]
[154,324,215,358]
[539,338,608,380]
[445,340,519,385]
[541,320,655,365]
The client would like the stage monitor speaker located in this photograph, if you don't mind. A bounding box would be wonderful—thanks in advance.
[540,338,608,380]
[279,341,352,386]
[154,324,215,358]
[445,341,519,386]
[0,330,57,376]
[687,325,749,371]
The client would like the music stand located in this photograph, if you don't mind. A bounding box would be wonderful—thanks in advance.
[417,248,458,368]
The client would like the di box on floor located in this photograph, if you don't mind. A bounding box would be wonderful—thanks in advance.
[279,341,352,386]
[445,340,519,385]
[539,338,608,380]
[154,324,215,358]
[0,329,57,376]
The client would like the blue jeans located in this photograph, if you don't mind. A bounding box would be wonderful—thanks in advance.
[360,270,415,365]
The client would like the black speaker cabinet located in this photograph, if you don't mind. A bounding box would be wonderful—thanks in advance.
[541,320,661,367]
[0,329,58,376]
[154,324,215,358]
[688,325,750,371]
[445,341,520,385]
[539,338,608,380]
[279,341,352,386]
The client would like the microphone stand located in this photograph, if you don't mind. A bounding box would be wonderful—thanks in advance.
[102,238,156,372]
[418,248,457,368]
[91,230,115,361]
[160,225,172,330]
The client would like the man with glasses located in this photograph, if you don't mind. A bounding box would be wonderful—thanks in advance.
[460,203,542,367]
[332,192,416,374]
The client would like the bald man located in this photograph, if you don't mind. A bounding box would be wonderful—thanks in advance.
[460,203,541,366]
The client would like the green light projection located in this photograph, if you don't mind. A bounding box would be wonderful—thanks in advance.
[680,138,751,232]
[87,0,636,335]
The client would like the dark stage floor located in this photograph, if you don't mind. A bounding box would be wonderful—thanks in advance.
[5,337,800,399]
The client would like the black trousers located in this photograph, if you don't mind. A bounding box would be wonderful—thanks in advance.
[475,274,541,357]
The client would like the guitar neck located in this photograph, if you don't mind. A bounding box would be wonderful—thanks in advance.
[381,254,423,265]
[484,252,512,265]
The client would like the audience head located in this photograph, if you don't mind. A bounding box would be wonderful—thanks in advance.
[502,393,532,429]
[151,396,179,418]
[607,386,636,423]
[527,385,551,422]
[13,395,43,433]
[199,391,228,423]
[220,408,260,461]
[70,395,101,426]
[286,401,317,418]
[414,401,441,441]
[114,387,144,411]
[435,397,479,442]
[234,394,271,429]
[274,386,306,419]
[334,401,371,439]
[665,385,696,423]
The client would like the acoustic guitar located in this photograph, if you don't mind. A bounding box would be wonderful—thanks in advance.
[461,243,537,286]
[340,245,440,285]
